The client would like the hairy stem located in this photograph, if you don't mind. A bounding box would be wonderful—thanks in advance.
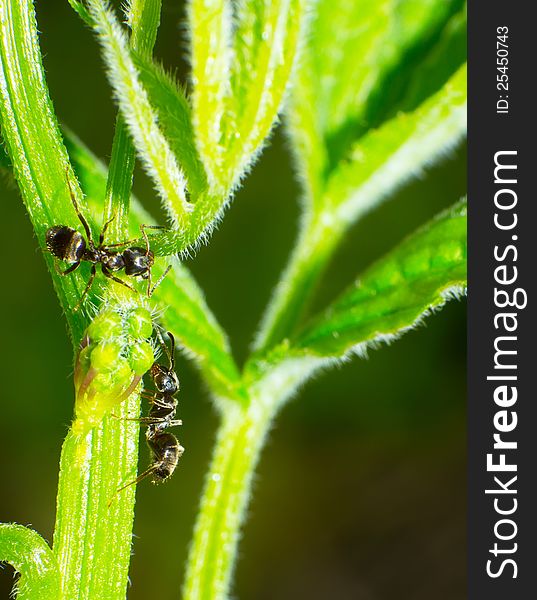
[103,0,162,240]
[183,404,275,600]
[254,213,341,352]
[0,524,61,600]
[53,3,163,599]
[183,360,315,600]
[53,403,140,600]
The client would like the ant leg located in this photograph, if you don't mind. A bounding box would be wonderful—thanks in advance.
[148,264,172,297]
[141,225,168,231]
[103,224,167,250]
[103,237,139,249]
[66,169,94,246]
[168,331,176,371]
[138,393,172,410]
[118,415,182,427]
[73,264,96,313]
[111,414,164,425]
[150,397,174,409]
[109,464,160,505]
[101,266,136,293]
[55,261,80,276]
[140,223,169,247]
[141,223,151,256]
[99,215,116,245]
[140,391,160,402]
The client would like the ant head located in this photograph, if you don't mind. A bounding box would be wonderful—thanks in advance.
[150,364,180,395]
[123,247,155,276]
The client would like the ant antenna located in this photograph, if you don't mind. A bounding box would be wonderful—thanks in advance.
[154,328,175,370]
[66,168,94,246]
[168,332,176,371]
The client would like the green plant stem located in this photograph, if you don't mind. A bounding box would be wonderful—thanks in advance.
[254,213,341,352]
[0,524,61,600]
[0,0,88,340]
[53,403,140,600]
[103,0,162,240]
[52,3,164,599]
[103,120,136,239]
[183,360,315,600]
[183,404,275,600]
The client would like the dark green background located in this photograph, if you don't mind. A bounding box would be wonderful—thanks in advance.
[0,1,466,598]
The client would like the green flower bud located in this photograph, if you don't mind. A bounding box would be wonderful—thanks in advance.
[73,299,156,436]
[125,306,153,340]
[90,341,124,372]
[87,309,123,341]
[129,340,155,376]
[114,359,133,388]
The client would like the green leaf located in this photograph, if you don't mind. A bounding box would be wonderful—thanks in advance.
[0,0,91,341]
[316,0,461,136]
[228,0,309,183]
[293,200,467,357]
[289,0,464,198]
[155,264,248,405]
[188,0,233,188]
[131,52,207,196]
[255,64,466,352]
[0,524,61,600]
[102,0,163,243]
[183,0,310,249]
[67,0,93,25]
[123,0,161,52]
[396,4,467,113]
[324,63,467,224]
[86,0,193,227]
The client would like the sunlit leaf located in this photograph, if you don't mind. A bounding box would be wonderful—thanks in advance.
[189,0,233,188]
[325,64,467,224]
[131,52,207,196]
[87,0,193,227]
[289,0,464,201]
[228,0,309,183]
[293,200,466,357]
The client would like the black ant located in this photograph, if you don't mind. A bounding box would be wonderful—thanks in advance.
[46,176,170,310]
[114,331,184,498]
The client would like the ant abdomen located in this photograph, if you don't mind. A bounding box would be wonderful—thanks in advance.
[147,432,184,484]
[46,225,86,263]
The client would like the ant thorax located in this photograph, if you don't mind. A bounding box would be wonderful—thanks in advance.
[147,399,179,434]
[101,252,125,272]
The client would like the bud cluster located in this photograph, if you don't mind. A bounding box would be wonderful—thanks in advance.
[72,300,156,435]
